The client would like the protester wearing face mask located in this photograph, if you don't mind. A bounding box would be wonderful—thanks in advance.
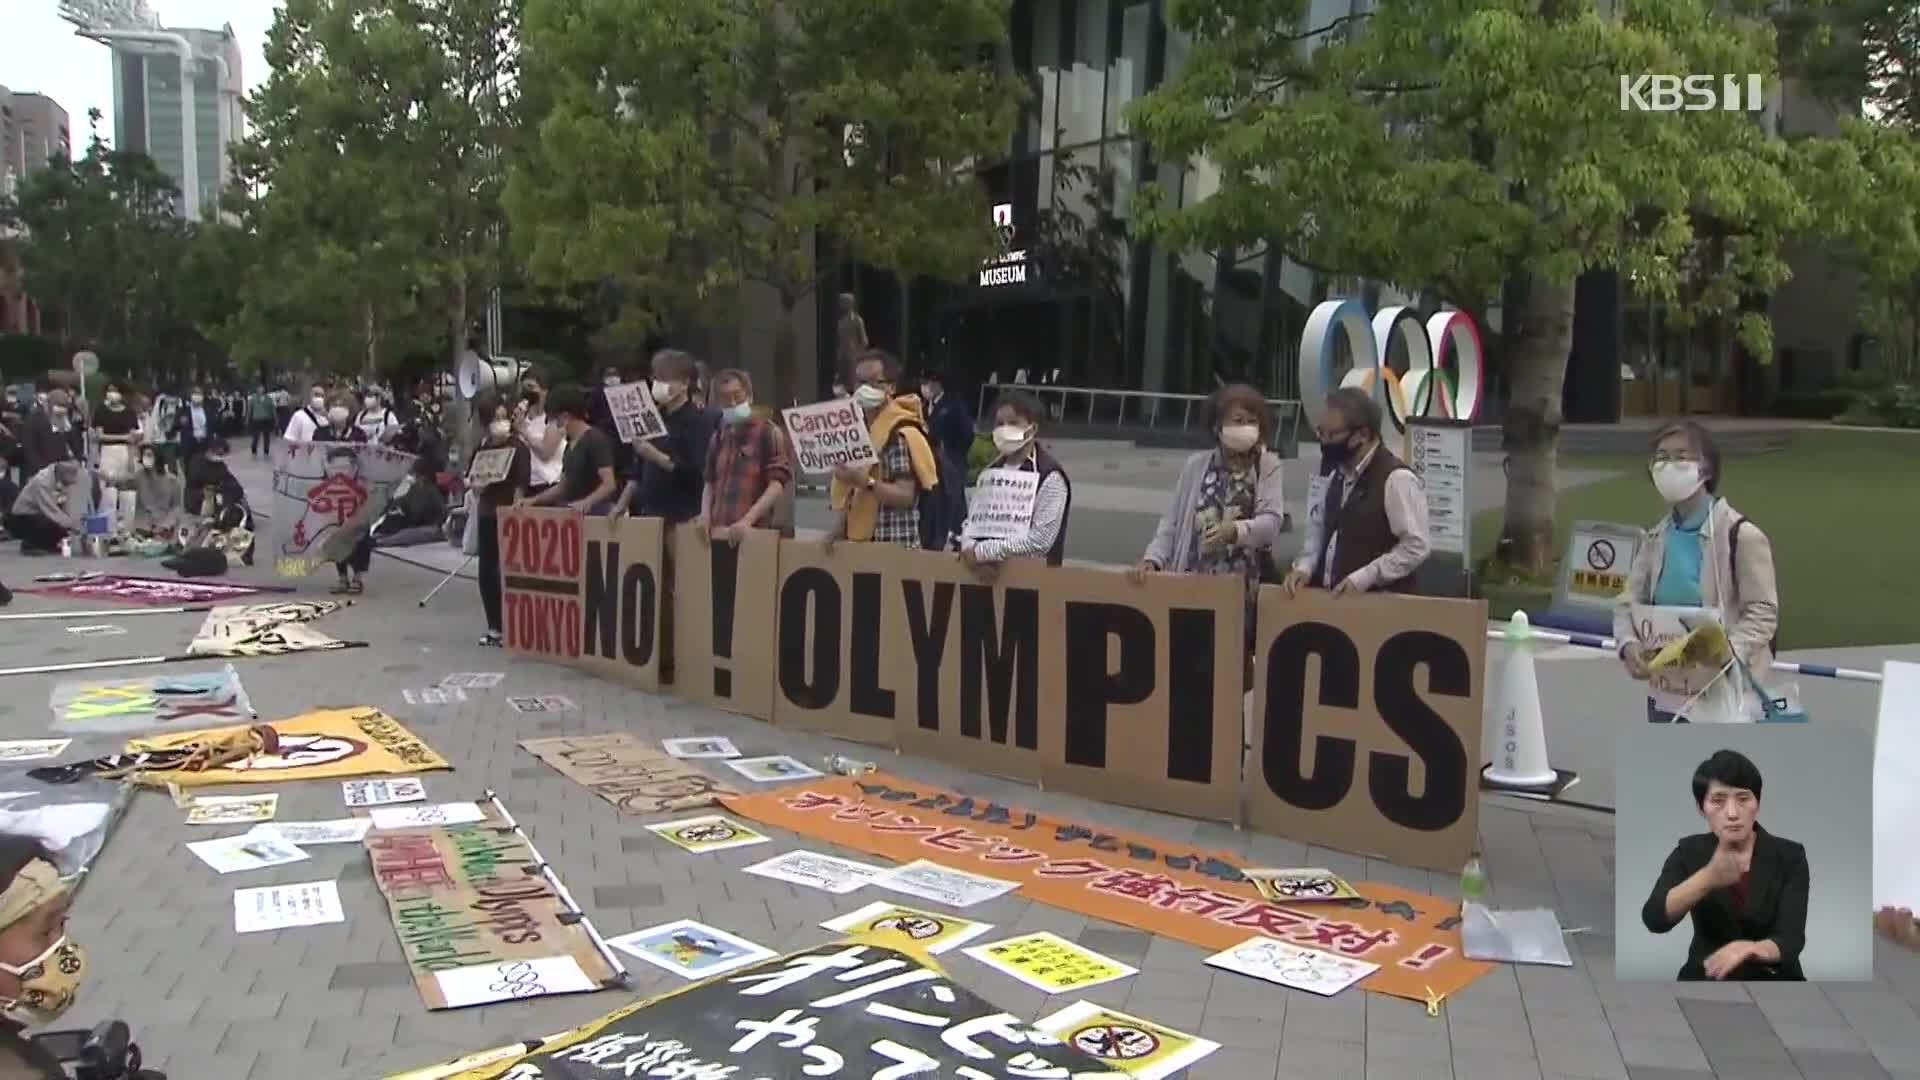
[91,384,139,483]
[312,405,373,592]
[513,373,565,497]
[1132,384,1285,677]
[283,384,329,447]
[1614,422,1780,722]
[357,388,398,444]
[5,461,92,556]
[20,392,75,479]
[525,385,619,514]
[959,391,1071,570]
[1284,387,1431,597]
[699,369,792,544]
[828,350,941,550]
[175,387,213,463]
[611,352,714,523]
[114,447,183,536]
[0,836,86,1079]
[473,398,533,646]
[246,384,278,458]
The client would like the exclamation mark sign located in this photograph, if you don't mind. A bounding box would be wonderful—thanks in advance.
[711,541,740,698]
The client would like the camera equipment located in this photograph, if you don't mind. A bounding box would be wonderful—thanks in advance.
[31,1020,165,1079]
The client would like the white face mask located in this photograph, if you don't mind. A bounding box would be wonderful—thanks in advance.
[604,376,621,387]
[1651,461,1703,504]
[105,392,122,406]
[310,396,326,411]
[992,424,1032,457]
[1220,424,1260,453]
[651,381,678,404]
[853,385,888,410]
[328,408,351,427]
[489,420,512,440]
[191,395,204,405]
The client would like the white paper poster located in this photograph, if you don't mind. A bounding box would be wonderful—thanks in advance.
[342,778,426,807]
[781,398,877,475]
[233,880,345,933]
[1032,1000,1222,1080]
[1203,935,1377,997]
[1875,661,1919,911]
[188,833,309,875]
[742,851,885,895]
[369,802,489,831]
[507,695,577,714]
[726,755,824,783]
[608,919,779,980]
[185,793,279,826]
[433,956,599,1008]
[404,687,468,706]
[0,740,72,762]
[250,819,373,846]
[821,901,995,955]
[873,859,1018,908]
[1628,604,1730,714]
[440,672,505,690]
[466,448,516,487]
[661,736,741,759]
[962,468,1040,543]
[605,381,667,443]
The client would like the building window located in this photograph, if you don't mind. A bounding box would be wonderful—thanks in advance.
[1105,1,1151,138]
[1058,0,1110,146]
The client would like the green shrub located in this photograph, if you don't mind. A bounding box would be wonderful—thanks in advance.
[1767,389,1852,420]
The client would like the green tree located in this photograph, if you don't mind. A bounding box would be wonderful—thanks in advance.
[510,0,1024,403]
[1803,119,1920,382]
[1128,0,1814,571]
[233,0,518,376]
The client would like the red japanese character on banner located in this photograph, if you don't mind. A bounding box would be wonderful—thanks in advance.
[1292,920,1399,957]
[785,793,847,812]
[1035,858,1110,880]
[982,844,1046,864]
[1217,901,1312,936]
[1089,869,1179,903]
[1147,885,1245,918]
[307,471,367,526]
[920,827,995,853]
[873,816,938,836]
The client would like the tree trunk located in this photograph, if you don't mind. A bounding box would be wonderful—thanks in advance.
[1498,273,1577,575]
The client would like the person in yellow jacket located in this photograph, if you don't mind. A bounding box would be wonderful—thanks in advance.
[826,350,939,550]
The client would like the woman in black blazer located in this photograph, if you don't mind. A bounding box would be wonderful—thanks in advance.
[1641,749,1809,980]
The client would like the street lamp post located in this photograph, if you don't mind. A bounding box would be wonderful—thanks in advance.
[57,0,202,220]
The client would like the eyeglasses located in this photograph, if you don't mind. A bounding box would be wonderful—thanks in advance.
[1650,452,1700,465]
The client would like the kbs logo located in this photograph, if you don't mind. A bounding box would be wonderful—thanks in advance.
[1619,74,1766,112]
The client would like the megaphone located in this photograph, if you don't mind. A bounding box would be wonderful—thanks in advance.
[456,350,527,401]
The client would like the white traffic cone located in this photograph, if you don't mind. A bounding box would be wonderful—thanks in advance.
[1481,611,1577,797]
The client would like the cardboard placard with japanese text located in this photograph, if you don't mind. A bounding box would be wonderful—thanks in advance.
[1248,587,1487,874]
[723,772,1489,1003]
[408,942,1129,1079]
[519,733,736,815]
[604,381,667,443]
[961,467,1040,543]
[364,821,617,1009]
[269,440,417,578]
[771,539,1243,821]
[671,523,779,720]
[575,514,664,692]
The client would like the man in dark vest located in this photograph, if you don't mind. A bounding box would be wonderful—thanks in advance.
[1285,386,1430,595]
[959,390,1071,570]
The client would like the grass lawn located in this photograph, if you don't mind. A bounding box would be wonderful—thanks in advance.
[1469,427,1919,650]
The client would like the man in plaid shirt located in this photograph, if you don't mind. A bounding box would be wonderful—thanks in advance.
[701,369,793,542]
[827,350,940,550]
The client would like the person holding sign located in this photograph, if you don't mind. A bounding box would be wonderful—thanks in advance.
[1284,387,1431,597]
[526,385,620,514]
[958,390,1071,570]
[471,396,532,646]
[313,405,374,594]
[701,369,792,542]
[612,351,713,525]
[1614,422,1782,723]
[514,371,566,498]
[1130,384,1285,675]
[826,350,941,550]
[1641,750,1808,981]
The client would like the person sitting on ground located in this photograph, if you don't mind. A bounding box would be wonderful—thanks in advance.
[183,436,245,518]
[700,368,791,543]
[373,456,450,545]
[4,461,92,556]
[0,834,87,1079]
[612,350,714,524]
[959,390,1072,571]
[113,447,185,537]
[526,385,620,514]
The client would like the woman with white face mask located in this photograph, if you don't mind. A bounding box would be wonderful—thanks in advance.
[1614,422,1781,722]
[472,399,532,646]
[957,391,1072,570]
[0,835,86,1078]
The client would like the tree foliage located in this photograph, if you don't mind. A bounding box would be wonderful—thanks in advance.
[1802,118,1920,382]
[509,0,1024,399]
[228,0,518,376]
[1129,0,1815,570]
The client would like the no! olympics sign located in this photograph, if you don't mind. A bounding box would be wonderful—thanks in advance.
[1298,300,1486,432]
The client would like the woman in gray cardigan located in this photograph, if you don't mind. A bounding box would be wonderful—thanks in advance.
[1129,383,1287,681]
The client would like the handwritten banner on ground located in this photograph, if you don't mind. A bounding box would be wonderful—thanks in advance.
[670,523,778,719]
[781,398,877,474]
[519,733,735,814]
[1249,587,1487,873]
[19,574,273,606]
[773,540,1243,821]
[270,440,416,577]
[186,600,345,658]
[49,664,254,734]
[403,942,1127,1079]
[724,773,1489,1002]
[366,822,617,1009]
[963,467,1041,542]
[126,707,450,787]
[604,381,666,443]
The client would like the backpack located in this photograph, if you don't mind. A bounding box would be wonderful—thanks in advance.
[1727,515,1778,654]
[895,420,968,551]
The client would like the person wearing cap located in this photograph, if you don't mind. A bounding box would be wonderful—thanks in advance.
[0,834,86,1078]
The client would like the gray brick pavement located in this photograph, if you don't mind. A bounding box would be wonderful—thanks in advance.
[0,545,1916,1079]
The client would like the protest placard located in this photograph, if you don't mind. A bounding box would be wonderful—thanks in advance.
[962,467,1040,542]
[466,448,516,487]
[780,398,876,475]
[604,381,666,443]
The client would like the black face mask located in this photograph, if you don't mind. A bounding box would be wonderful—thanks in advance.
[1321,438,1355,466]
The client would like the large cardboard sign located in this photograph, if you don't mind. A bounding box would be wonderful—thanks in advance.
[1248,587,1487,873]
[771,541,1243,821]
[366,821,618,1010]
[402,942,1127,1079]
[670,523,779,720]
[725,774,1491,1003]
[1875,661,1917,912]
[500,507,585,662]
[577,515,664,691]
[519,733,737,814]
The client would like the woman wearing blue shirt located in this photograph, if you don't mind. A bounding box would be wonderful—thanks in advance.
[1613,422,1781,722]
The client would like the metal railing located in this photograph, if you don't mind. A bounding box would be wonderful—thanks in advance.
[975,383,1304,452]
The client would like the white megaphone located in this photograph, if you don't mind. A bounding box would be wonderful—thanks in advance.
[456,349,527,401]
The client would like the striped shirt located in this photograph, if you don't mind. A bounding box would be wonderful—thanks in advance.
[963,468,1068,563]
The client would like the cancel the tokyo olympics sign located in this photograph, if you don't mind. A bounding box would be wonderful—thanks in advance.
[1298,301,1485,432]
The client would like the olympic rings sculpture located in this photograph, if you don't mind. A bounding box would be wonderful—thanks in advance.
[1298,300,1486,433]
